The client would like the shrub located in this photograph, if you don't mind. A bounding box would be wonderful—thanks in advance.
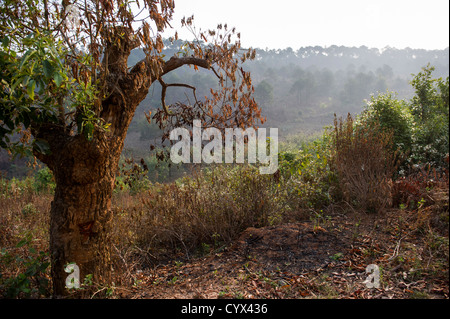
[358,92,413,155]
[33,167,55,193]
[21,203,38,216]
[392,159,449,211]
[116,157,151,194]
[0,176,34,197]
[410,115,449,169]
[409,65,449,169]
[278,134,336,211]
[330,114,398,213]
[0,234,50,298]
[117,164,283,261]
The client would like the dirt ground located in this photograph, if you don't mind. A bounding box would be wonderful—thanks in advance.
[116,205,449,299]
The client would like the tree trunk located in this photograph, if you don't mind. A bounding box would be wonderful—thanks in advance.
[30,26,212,296]
[50,175,114,296]
[30,27,146,296]
[38,131,123,296]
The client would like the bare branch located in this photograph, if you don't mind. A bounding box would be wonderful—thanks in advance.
[162,56,210,76]
[210,66,222,80]
[159,78,198,115]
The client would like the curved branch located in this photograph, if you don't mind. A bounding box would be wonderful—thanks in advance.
[162,56,210,76]
[128,55,211,100]
[159,78,199,115]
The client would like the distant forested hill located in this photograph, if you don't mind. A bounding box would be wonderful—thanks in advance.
[251,45,449,77]
[126,43,449,146]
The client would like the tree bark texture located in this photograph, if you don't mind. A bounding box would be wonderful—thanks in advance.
[34,124,128,296]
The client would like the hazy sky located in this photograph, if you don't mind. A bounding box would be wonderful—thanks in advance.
[165,0,449,50]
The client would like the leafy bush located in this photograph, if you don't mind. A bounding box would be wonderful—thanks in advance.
[358,92,413,155]
[21,203,38,216]
[115,157,151,194]
[410,115,449,169]
[33,167,55,193]
[0,234,50,298]
[409,65,449,169]
[354,66,449,171]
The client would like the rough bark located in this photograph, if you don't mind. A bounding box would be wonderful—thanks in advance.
[33,126,125,296]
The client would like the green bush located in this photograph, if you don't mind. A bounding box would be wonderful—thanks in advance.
[355,65,449,171]
[358,92,413,154]
[409,65,449,169]
[0,234,50,298]
[278,132,336,210]
[115,157,151,194]
[410,115,449,169]
[21,203,38,216]
[0,176,34,197]
[33,167,55,193]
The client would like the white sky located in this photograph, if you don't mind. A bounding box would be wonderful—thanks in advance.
[164,0,449,50]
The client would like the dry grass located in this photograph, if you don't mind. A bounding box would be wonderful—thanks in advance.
[331,114,398,213]
[110,165,285,269]
[0,187,51,251]
[0,142,447,298]
[0,184,51,298]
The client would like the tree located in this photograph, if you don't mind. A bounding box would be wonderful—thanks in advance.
[289,71,316,106]
[410,64,437,123]
[1,0,263,296]
[409,65,449,167]
[255,80,273,109]
[357,92,412,155]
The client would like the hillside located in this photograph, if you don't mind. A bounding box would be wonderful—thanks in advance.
[127,44,449,150]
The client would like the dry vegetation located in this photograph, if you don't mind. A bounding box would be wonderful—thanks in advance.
[331,114,398,213]
[0,137,448,299]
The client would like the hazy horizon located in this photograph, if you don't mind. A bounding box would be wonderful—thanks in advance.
[161,0,449,51]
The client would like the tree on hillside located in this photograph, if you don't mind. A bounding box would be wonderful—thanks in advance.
[255,80,273,109]
[409,64,449,167]
[0,0,262,296]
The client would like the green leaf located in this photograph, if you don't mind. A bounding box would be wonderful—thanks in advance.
[33,138,51,155]
[53,72,63,87]
[16,237,29,248]
[84,122,94,141]
[19,49,36,70]
[27,80,36,100]
[2,36,10,48]
[10,76,22,93]
[42,60,54,79]
[5,118,15,130]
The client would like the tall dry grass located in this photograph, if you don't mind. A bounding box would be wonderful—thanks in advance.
[0,180,51,298]
[110,164,285,266]
[330,114,398,213]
